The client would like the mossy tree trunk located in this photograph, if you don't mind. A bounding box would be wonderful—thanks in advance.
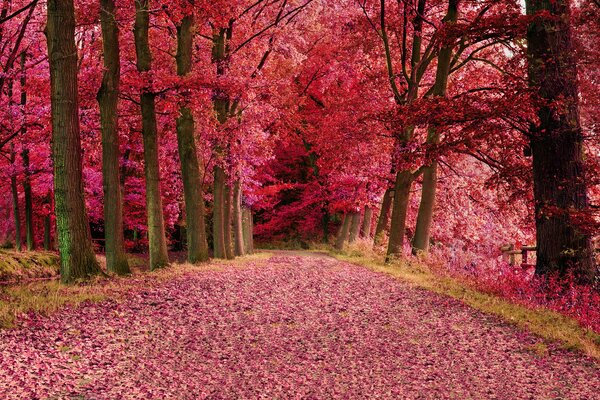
[526,0,595,284]
[134,0,169,270]
[213,165,226,259]
[46,0,102,282]
[98,0,130,274]
[176,13,209,263]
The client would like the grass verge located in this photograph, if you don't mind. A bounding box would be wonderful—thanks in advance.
[325,246,600,360]
[0,252,271,329]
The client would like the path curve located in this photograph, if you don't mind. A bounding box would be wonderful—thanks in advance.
[0,253,598,399]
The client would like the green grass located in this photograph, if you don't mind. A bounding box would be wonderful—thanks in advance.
[319,242,600,360]
[0,252,272,329]
[0,249,60,283]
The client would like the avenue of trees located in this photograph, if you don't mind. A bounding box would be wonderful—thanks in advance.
[0,0,598,286]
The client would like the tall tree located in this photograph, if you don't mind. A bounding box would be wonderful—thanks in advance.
[211,26,232,259]
[134,0,169,270]
[412,0,459,255]
[20,52,34,251]
[46,0,102,282]
[382,0,428,261]
[98,0,130,274]
[10,144,22,251]
[525,0,596,283]
[176,12,209,263]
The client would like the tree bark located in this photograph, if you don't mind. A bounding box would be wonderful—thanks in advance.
[526,0,595,284]
[176,13,209,263]
[20,52,34,251]
[386,170,413,261]
[98,0,130,274]
[212,165,226,258]
[22,149,34,250]
[10,146,22,251]
[361,205,373,238]
[223,183,234,259]
[374,187,393,245]
[413,0,458,255]
[211,28,231,259]
[242,207,254,254]
[233,180,245,256]
[348,212,361,243]
[335,214,352,250]
[134,0,169,270]
[46,0,102,282]
[43,193,52,251]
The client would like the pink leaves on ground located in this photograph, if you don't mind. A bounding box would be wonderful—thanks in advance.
[0,254,598,399]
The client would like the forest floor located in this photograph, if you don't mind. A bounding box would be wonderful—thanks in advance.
[0,252,598,399]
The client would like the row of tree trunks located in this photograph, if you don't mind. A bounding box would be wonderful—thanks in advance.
[176,13,209,264]
[134,0,169,270]
[412,0,458,255]
[98,0,130,275]
[46,0,102,282]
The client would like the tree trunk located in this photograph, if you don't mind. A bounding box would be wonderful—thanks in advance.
[413,0,458,255]
[22,149,34,250]
[335,214,352,250]
[386,170,413,261]
[46,0,102,282]
[134,0,169,270]
[43,193,52,251]
[361,205,373,238]
[526,0,595,284]
[212,165,226,259]
[374,187,393,245]
[242,207,254,254]
[10,146,22,251]
[233,180,245,257]
[176,14,209,264]
[348,212,361,243]
[20,52,34,251]
[98,0,130,274]
[223,183,234,259]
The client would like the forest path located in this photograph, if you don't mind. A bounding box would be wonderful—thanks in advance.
[0,252,598,399]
